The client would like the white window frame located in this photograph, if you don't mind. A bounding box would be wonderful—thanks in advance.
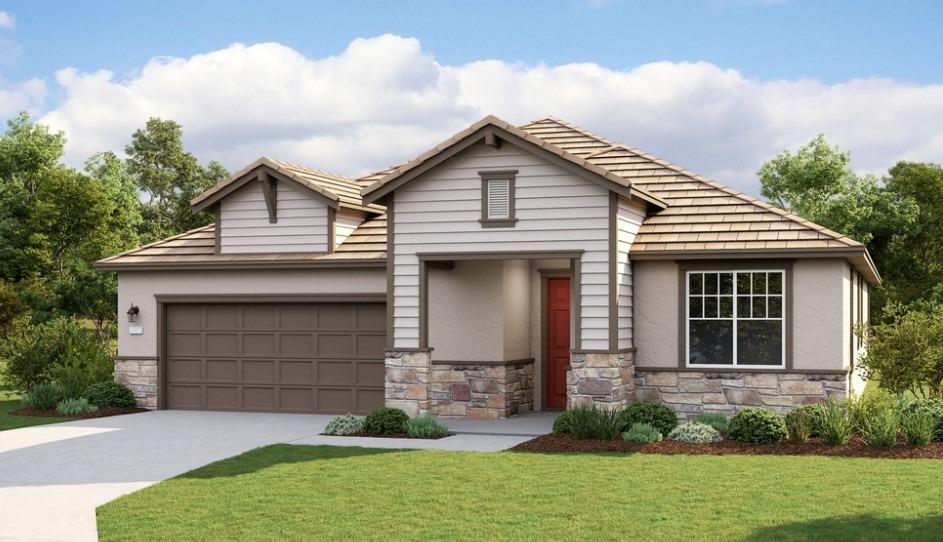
[685,269,786,369]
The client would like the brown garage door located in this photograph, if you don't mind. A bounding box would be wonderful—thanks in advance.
[164,303,386,413]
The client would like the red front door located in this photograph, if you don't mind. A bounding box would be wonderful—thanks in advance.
[546,277,570,410]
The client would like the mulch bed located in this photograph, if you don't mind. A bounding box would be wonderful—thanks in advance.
[512,433,943,459]
[12,407,148,419]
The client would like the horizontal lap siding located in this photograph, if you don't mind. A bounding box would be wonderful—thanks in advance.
[220,181,328,254]
[393,143,612,350]
[617,198,644,350]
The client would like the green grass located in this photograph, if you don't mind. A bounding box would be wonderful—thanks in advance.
[97,444,943,542]
[0,361,75,431]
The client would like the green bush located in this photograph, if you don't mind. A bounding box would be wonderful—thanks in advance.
[900,410,935,446]
[784,407,816,444]
[728,408,787,445]
[56,397,98,416]
[362,407,409,435]
[622,422,662,444]
[84,381,137,409]
[694,412,729,436]
[0,316,113,393]
[618,401,678,436]
[906,399,943,441]
[591,406,624,441]
[818,399,855,445]
[667,422,722,444]
[859,404,900,448]
[789,404,826,438]
[21,382,64,410]
[405,414,449,438]
[553,405,597,439]
[323,413,365,436]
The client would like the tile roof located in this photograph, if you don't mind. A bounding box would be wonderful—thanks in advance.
[95,215,387,270]
[192,157,385,214]
[518,117,864,255]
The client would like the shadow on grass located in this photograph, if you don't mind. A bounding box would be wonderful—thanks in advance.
[744,515,943,542]
[178,443,411,479]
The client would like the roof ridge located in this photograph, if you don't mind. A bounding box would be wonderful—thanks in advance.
[534,120,861,248]
[270,158,359,183]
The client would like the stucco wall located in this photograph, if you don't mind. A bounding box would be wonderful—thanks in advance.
[428,261,505,361]
[503,260,532,361]
[116,268,386,358]
[634,258,850,372]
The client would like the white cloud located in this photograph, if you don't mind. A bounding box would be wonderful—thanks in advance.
[0,12,14,30]
[36,34,943,194]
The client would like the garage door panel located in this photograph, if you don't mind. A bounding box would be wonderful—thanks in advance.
[206,386,239,409]
[206,334,238,355]
[280,361,314,384]
[243,334,276,356]
[280,334,314,356]
[166,302,384,413]
[205,359,238,382]
[168,359,202,381]
[243,360,275,383]
[243,387,275,410]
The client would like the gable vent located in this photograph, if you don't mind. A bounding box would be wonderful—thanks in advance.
[487,179,511,219]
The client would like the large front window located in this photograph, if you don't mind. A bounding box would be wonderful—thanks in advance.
[686,270,785,368]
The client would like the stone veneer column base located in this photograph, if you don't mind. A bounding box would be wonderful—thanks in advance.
[384,350,432,417]
[114,358,158,409]
[429,361,534,419]
[567,352,635,410]
[634,369,850,420]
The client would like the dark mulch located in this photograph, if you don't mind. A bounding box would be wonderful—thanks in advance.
[12,406,148,419]
[320,432,449,440]
[512,433,943,459]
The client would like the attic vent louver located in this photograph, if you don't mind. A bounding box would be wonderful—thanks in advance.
[487,179,510,219]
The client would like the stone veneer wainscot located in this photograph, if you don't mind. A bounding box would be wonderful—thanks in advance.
[568,352,635,409]
[429,361,534,419]
[114,358,159,409]
[634,369,849,420]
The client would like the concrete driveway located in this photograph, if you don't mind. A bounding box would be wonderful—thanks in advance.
[0,410,552,542]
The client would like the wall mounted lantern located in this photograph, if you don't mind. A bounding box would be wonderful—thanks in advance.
[127,303,140,323]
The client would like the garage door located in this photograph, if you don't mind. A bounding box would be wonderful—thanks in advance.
[164,303,386,413]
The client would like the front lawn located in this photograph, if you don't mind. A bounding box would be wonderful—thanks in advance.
[0,362,75,431]
[97,444,943,542]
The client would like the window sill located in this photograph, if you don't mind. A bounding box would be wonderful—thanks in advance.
[636,366,849,375]
[479,218,518,228]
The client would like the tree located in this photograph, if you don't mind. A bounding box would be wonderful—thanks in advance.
[85,152,142,256]
[881,162,943,307]
[125,118,226,241]
[0,112,66,194]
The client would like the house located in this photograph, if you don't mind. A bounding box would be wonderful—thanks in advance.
[95,115,877,420]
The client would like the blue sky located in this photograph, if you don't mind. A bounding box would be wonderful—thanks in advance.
[1,1,940,194]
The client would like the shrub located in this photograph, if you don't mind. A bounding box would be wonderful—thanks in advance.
[553,405,597,439]
[0,316,113,393]
[56,397,98,416]
[789,404,826,438]
[694,412,729,436]
[362,407,409,435]
[622,422,662,444]
[21,382,64,410]
[83,382,137,409]
[859,404,900,448]
[667,422,722,444]
[906,399,943,441]
[784,407,815,444]
[618,401,678,436]
[590,406,624,441]
[405,414,450,438]
[323,413,365,436]
[856,303,943,398]
[818,399,855,445]
[728,408,787,445]
[900,410,936,446]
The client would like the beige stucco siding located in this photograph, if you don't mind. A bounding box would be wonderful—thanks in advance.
[616,197,644,350]
[392,141,612,350]
[634,258,850,372]
[116,268,386,358]
[219,180,329,253]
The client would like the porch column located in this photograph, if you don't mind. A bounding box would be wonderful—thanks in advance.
[567,351,635,409]
[384,349,432,417]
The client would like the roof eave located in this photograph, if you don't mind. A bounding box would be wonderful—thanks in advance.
[94,258,387,272]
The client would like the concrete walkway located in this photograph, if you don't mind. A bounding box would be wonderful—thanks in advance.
[0,410,552,542]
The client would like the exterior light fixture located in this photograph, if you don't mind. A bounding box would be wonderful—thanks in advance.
[127,303,140,323]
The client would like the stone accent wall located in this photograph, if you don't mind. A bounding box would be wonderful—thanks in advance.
[114,358,158,409]
[429,361,534,419]
[568,352,635,409]
[635,369,849,419]
[384,350,432,417]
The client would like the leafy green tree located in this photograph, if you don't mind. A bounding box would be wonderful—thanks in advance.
[858,303,943,399]
[0,112,66,194]
[85,152,142,255]
[758,135,917,252]
[882,162,943,306]
[125,118,226,241]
